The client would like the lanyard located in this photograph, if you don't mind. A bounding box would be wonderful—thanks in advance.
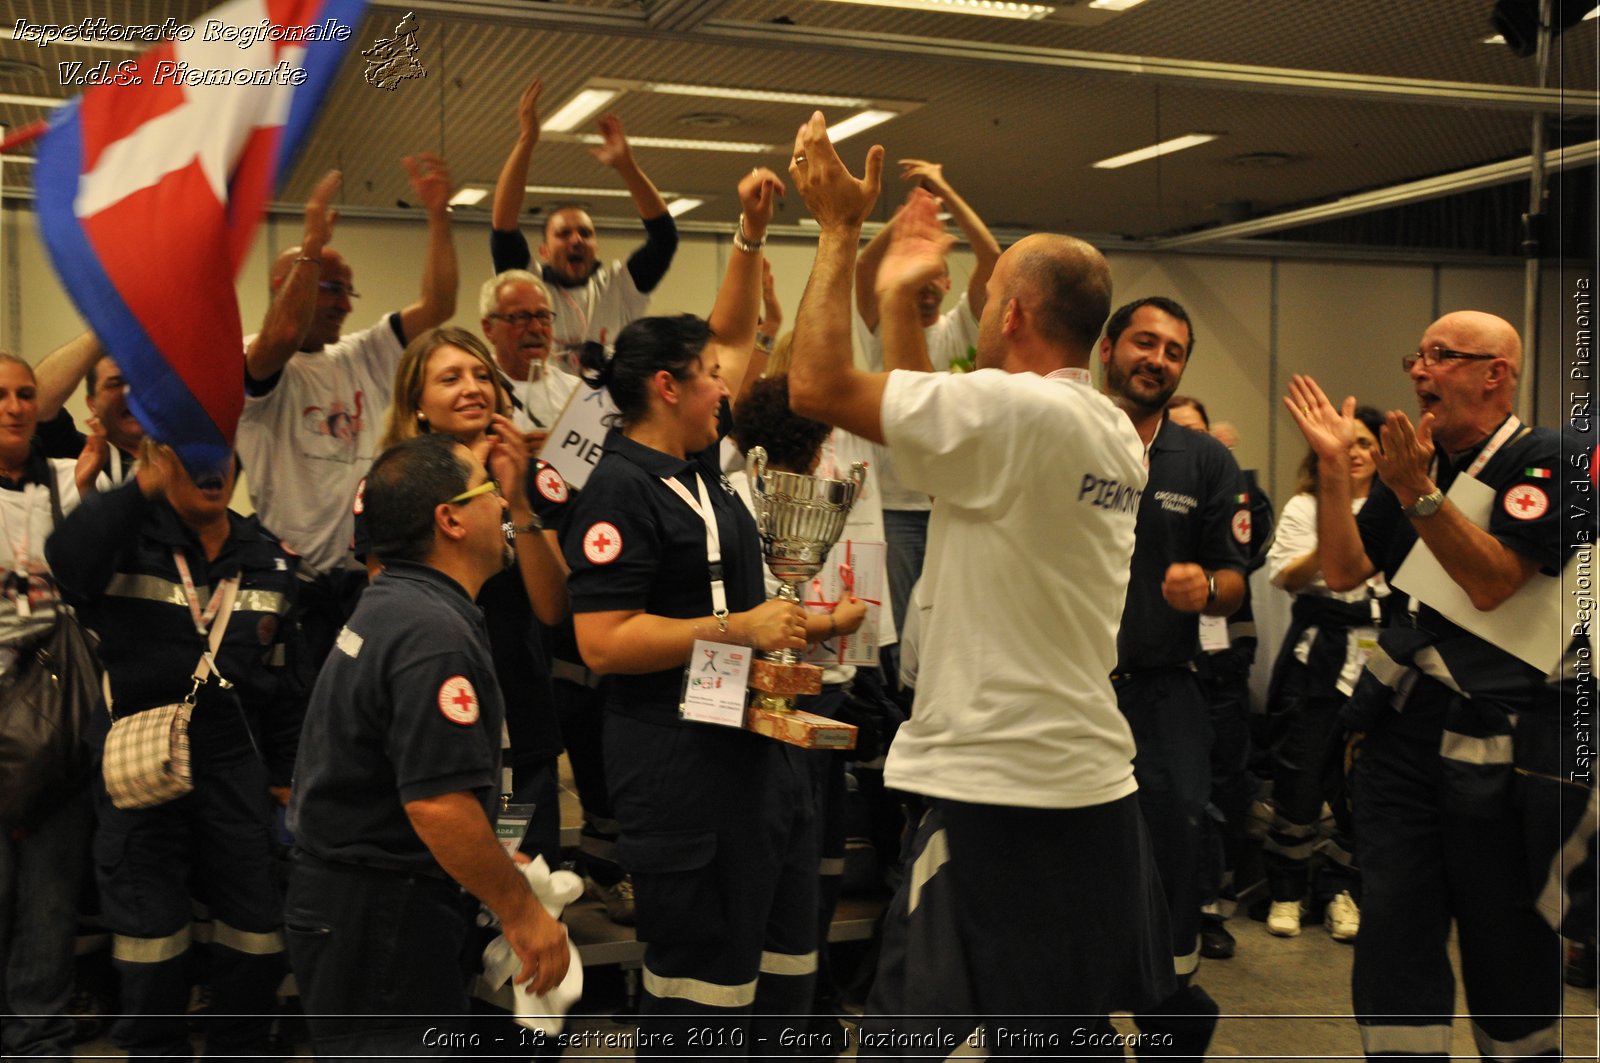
[659,473,729,620]
[1461,414,1522,478]
[553,280,596,352]
[0,484,41,579]
[172,550,226,636]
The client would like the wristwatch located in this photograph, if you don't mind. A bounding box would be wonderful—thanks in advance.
[1403,489,1445,518]
[1204,571,1217,606]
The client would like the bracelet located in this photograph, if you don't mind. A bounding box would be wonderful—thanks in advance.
[732,214,764,253]
[715,609,730,634]
[511,515,543,534]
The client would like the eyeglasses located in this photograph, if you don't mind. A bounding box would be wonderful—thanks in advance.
[446,479,501,505]
[1401,346,1498,372]
[490,310,555,328]
[318,281,360,300]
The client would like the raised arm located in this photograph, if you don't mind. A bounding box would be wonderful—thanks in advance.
[787,112,888,443]
[1285,376,1376,590]
[32,332,102,421]
[246,170,340,383]
[484,415,568,625]
[491,76,541,234]
[853,216,895,333]
[705,167,785,405]
[398,153,458,343]
[590,113,669,223]
[876,192,952,375]
[900,159,1001,316]
[1372,408,1542,611]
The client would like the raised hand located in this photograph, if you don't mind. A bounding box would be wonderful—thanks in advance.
[1375,409,1437,503]
[789,111,884,231]
[874,188,955,299]
[589,113,632,170]
[1284,374,1358,468]
[303,170,341,251]
[515,75,542,145]
[737,166,786,240]
[403,152,453,213]
[898,158,948,195]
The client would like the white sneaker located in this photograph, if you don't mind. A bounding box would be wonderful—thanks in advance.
[1267,899,1303,937]
[1325,891,1360,942]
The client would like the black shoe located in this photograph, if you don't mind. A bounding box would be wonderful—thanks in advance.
[1199,916,1236,960]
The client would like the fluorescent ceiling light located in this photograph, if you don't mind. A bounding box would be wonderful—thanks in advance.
[1589,6,1599,19]
[827,109,898,143]
[448,187,487,207]
[1,154,37,165]
[1088,0,1148,11]
[577,133,773,153]
[543,88,621,133]
[527,184,636,197]
[1092,133,1218,169]
[667,198,704,217]
[0,27,140,50]
[813,0,1053,18]
[0,93,62,108]
[644,82,871,108]
[1484,33,1506,43]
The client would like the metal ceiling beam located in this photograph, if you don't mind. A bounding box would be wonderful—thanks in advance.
[1150,139,1600,250]
[378,1,1594,114]
[644,0,729,34]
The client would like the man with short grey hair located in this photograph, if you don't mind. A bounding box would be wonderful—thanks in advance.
[479,269,579,446]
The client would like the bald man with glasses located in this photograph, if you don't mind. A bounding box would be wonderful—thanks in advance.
[1286,310,1586,1060]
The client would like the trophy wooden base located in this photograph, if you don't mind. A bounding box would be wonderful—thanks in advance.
[749,658,822,698]
[744,704,858,750]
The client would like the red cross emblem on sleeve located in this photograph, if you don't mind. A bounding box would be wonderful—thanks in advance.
[437,676,480,725]
[1502,484,1548,521]
[1231,510,1252,545]
[584,521,623,564]
[536,466,569,504]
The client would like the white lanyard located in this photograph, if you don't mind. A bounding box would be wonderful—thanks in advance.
[1461,414,1522,479]
[172,550,226,636]
[0,484,41,579]
[659,473,729,620]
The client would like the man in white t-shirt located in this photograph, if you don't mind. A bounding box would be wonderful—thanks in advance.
[237,160,458,715]
[479,270,581,450]
[851,159,1000,678]
[238,157,457,577]
[787,113,1172,1051]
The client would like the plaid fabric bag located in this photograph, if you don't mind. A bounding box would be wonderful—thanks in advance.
[101,577,238,810]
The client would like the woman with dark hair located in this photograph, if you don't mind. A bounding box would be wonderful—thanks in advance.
[1262,404,1387,942]
[563,167,816,1055]
[0,352,93,1060]
[361,325,571,869]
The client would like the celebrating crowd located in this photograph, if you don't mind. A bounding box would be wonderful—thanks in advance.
[0,76,1591,1063]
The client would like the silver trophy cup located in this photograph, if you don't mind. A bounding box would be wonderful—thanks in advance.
[746,446,867,673]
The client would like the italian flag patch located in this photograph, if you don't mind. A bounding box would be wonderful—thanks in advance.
[1523,467,1553,479]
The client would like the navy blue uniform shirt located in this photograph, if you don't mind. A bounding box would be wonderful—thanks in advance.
[290,561,505,875]
[1116,416,1251,671]
[564,424,764,722]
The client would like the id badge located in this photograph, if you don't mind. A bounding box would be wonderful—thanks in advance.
[495,801,535,857]
[1355,636,1378,672]
[678,638,752,728]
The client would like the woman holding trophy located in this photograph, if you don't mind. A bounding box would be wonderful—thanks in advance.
[564,166,819,1055]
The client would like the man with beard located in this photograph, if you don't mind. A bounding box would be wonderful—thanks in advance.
[478,269,578,449]
[287,435,569,1057]
[1101,296,1250,1059]
[491,76,678,367]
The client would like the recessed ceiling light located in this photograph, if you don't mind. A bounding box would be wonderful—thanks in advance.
[576,133,774,153]
[448,187,488,207]
[1092,133,1219,169]
[667,198,704,217]
[543,88,622,133]
[1484,33,1507,43]
[812,0,1053,19]
[828,109,899,143]
[1088,0,1149,10]
[645,82,871,108]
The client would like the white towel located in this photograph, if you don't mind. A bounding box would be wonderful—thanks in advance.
[481,856,585,1033]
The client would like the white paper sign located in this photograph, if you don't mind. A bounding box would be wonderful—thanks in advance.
[803,539,887,667]
[542,386,618,491]
[1198,614,1231,654]
[1392,473,1568,674]
[678,639,752,728]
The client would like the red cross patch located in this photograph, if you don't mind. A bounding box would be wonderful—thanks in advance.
[1231,509,1252,545]
[1502,484,1548,521]
[535,466,569,504]
[584,522,623,564]
[437,675,480,725]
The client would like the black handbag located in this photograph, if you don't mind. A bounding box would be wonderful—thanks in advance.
[0,607,102,829]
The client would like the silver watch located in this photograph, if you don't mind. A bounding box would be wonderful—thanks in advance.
[1403,488,1445,518]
